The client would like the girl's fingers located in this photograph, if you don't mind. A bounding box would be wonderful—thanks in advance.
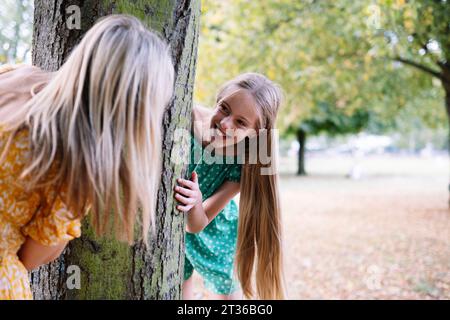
[175,193,193,205]
[177,178,196,190]
[176,204,193,212]
[174,186,194,197]
[191,171,198,184]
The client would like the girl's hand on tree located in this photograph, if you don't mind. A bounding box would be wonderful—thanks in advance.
[174,171,203,213]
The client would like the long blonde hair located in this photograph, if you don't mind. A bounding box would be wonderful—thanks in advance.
[0,15,174,244]
[216,73,285,299]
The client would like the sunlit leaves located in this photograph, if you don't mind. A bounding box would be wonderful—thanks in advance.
[195,0,448,136]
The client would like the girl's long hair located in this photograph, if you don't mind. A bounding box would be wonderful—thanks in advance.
[0,15,174,244]
[216,73,285,299]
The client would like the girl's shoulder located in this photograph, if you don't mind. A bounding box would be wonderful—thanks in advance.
[192,104,213,122]
[192,104,213,145]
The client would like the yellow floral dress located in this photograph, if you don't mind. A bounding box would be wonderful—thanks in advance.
[0,68,82,300]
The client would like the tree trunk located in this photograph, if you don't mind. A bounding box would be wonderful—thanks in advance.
[444,83,450,209]
[30,0,200,299]
[297,128,306,176]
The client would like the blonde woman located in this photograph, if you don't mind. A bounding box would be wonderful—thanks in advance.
[174,73,284,300]
[0,15,174,300]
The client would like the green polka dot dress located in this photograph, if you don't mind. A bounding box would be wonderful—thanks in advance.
[184,135,242,295]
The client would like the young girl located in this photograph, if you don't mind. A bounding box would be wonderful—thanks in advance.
[0,15,174,300]
[174,73,284,300]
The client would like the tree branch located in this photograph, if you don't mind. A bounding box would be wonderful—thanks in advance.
[393,56,444,80]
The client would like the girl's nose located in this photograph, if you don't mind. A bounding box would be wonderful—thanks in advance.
[220,117,233,130]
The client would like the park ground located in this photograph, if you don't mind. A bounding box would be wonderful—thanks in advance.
[192,153,450,299]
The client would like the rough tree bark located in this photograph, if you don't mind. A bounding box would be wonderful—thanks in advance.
[30,0,200,299]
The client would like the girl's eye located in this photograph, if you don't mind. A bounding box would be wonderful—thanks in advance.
[237,120,247,127]
[219,104,229,114]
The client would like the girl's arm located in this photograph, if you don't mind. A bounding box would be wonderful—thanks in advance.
[175,172,240,233]
[17,237,68,271]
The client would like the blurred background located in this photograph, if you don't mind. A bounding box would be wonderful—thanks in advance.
[2,0,449,299]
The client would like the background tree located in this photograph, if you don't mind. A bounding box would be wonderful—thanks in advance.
[194,0,447,178]
[374,0,450,200]
[30,0,200,299]
[0,0,33,64]
[290,103,370,175]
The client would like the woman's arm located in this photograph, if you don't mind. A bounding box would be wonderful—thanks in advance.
[175,173,240,233]
[17,237,68,271]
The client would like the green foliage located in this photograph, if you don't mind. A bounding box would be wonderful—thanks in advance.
[294,102,370,136]
[195,0,448,138]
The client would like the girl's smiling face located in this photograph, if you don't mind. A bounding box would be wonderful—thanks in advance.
[210,88,260,148]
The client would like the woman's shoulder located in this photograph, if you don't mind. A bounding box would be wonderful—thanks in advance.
[0,128,31,178]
